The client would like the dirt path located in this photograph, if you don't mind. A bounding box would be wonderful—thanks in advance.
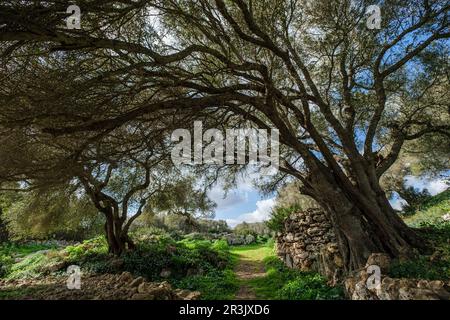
[232,245,271,300]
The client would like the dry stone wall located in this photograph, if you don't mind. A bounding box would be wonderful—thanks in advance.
[345,253,450,300]
[275,208,343,283]
[276,209,450,299]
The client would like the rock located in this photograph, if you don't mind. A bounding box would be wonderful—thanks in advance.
[44,261,66,273]
[34,249,51,255]
[160,268,171,278]
[407,288,440,300]
[344,255,450,300]
[333,255,344,267]
[365,253,391,273]
[137,282,149,294]
[1,273,200,300]
[118,272,133,283]
[244,234,255,244]
[298,252,309,260]
[326,243,339,254]
[174,288,201,300]
[174,289,191,298]
[427,280,444,291]
[312,214,326,222]
[284,254,294,268]
[285,233,294,241]
[185,291,201,300]
[275,208,341,283]
[130,293,155,300]
[352,281,376,300]
[129,276,144,287]
[307,227,322,236]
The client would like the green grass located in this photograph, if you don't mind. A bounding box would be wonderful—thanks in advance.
[389,189,450,280]
[167,239,240,299]
[229,241,343,300]
[403,189,450,227]
[0,242,60,278]
[172,268,239,300]
[229,242,275,261]
[0,242,57,257]
[0,285,49,299]
[1,236,240,300]
[249,256,344,300]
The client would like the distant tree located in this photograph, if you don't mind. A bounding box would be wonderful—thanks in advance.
[133,179,217,235]
[398,187,433,215]
[274,181,320,211]
[0,208,9,243]
[234,221,271,237]
[197,219,230,234]
[0,185,21,243]
[4,186,103,241]
[267,205,301,233]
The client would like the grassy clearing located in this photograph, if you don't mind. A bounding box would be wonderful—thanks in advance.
[230,241,275,261]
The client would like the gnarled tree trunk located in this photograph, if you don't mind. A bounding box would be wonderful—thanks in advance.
[0,207,9,244]
[103,212,135,256]
[306,165,425,272]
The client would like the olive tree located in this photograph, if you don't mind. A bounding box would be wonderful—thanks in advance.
[0,0,449,269]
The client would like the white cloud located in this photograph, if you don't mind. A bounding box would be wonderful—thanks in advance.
[390,198,407,210]
[207,176,255,211]
[404,176,448,195]
[226,197,276,228]
[208,186,249,211]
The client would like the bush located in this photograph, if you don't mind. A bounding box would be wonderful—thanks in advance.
[212,239,229,252]
[389,256,450,281]
[266,205,300,232]
[0,242,57,257]
[65,236,108,262]
[277,273,344,300]
[389,224,450,281]
[0,254,13,278]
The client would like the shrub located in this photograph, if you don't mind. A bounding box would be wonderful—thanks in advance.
[212,239,229,252]
[266,205,300,232]
[65,236,108,262]
[403,189,450,227]
[0,254,13,278]
[277,273,344,300]
[389,254,450,281]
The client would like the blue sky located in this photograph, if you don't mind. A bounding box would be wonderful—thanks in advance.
[207,178,275,228]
